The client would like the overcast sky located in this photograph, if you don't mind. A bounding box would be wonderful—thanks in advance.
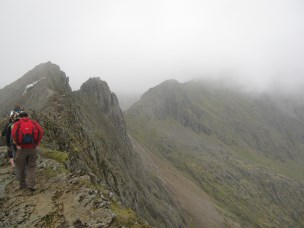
[0,0,303,94]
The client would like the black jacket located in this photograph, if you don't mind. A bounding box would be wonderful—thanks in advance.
[2,121,14,147]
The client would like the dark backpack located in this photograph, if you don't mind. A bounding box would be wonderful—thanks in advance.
[15,119,39,145]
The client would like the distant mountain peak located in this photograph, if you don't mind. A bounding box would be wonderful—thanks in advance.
[126,79,304,226]
[0,62,71,116]
[162,79,180,84]
[78,77,119,114]
[157,79,180,89]
[80,77,109,93]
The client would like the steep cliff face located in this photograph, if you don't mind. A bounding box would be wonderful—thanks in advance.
[126,79,304,227]
[0,63,187,227]
[70,77,187,227]
[138,79,212,134]
[132,79,304,162]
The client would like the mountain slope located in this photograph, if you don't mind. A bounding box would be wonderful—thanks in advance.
[125,79,304,227]
[0,62,71,116]
[0,63,188,227]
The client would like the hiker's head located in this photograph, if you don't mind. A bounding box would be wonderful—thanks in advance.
[14,104,21,112]
[19,111,28,118]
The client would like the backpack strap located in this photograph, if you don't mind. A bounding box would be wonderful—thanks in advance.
[14,120,21,145]
[32,121,41,145]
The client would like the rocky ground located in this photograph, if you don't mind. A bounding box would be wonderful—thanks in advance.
[0,147,149,228]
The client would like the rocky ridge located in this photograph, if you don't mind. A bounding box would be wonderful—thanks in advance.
[126,79,304,227]
[0,62,187,227]
[0,147,149,227]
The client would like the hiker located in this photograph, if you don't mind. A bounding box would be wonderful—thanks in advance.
[1,106,23,175]
[12,111,44,191]
[9,104,22,120]
[1,118,15,174]
[2,104,23,175]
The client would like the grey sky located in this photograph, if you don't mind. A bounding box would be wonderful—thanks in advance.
[0,0,303,94]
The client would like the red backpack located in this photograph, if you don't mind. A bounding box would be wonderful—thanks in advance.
[15,118,39,146]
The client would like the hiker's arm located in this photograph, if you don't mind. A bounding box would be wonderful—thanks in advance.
[6,125,11,147]
[11,123,19,146]
[34,121,44,145]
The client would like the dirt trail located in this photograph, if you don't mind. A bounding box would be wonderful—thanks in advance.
[131,137,238,228]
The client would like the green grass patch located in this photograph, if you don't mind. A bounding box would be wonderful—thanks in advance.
[40,149,69,163]
[110,202,150,228]
[44,167,60,178]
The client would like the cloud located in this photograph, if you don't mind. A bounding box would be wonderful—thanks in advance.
[0,0,303,94]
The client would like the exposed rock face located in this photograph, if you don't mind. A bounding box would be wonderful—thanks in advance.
[77,78,125,131]
[0,63,187,227]
[71,77,187,227]
[126,79,304,227]
[138,79,212,134]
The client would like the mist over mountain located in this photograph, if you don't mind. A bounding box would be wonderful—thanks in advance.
[116,92,141,111]
[1,0,304,226]
[1,0,304,97]
[126,79,304,226]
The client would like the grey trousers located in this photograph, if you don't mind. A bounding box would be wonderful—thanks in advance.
[15,148,37,189]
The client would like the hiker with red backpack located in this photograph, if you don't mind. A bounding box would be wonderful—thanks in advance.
[12,111,44,191]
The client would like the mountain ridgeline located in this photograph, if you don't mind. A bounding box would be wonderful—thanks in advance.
[0,63,188,227]
[125,79,304,227]
[2,63,304,227]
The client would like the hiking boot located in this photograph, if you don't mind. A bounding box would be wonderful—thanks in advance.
[12,169,15,175]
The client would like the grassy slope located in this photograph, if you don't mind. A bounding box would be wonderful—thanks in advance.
[125,80,304,227]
